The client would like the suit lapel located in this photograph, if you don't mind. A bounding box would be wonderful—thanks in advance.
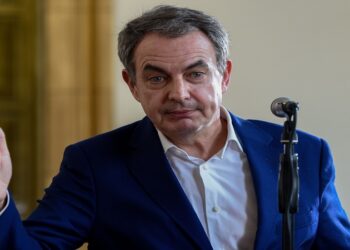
[231,114,281,248]
[125,115,282,249]
[126,117,212,250]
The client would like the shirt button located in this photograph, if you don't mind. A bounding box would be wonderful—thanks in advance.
[201,164,208,170]
[212,206,220,213]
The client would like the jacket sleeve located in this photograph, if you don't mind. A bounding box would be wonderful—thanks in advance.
[0,144,96,249]
[312,139,350,249]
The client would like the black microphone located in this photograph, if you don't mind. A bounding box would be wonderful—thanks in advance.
[271,97,299,118]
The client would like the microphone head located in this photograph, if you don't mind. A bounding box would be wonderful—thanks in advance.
[271,97,292,117]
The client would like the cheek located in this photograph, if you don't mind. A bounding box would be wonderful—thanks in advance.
[194,86,221,105]
[212,83,224,103]
[139,91,163,113]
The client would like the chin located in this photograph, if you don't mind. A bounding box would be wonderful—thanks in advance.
[168,124,199,135]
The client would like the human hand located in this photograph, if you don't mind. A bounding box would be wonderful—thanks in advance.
[0,128,12,209]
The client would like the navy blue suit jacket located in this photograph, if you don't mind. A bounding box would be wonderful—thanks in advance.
[1,114,350,249]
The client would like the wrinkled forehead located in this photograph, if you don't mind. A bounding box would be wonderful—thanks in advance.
[133,31,217,71]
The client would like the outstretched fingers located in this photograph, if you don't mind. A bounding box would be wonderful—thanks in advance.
[0,128,12,207]
[0,128,10,158]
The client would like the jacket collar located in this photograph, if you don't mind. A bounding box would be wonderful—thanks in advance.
[127,114,281,249]
[230,114,281,248]
[127,117,213,250]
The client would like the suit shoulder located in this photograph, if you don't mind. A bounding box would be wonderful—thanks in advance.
[247,119,323,145]
[67,119,144,153]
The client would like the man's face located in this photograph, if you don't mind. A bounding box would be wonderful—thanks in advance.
[123,31,232,140]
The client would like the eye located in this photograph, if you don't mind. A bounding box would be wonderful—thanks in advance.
[148,76,167,84]
[145,75,168,89]
[187,72,205,81]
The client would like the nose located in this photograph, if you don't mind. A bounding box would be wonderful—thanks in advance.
[167,77,190,101]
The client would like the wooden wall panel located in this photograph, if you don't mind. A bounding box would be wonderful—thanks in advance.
[0,0,114,237]
[0,18,15,98]
[37,0,114,195]
[0,0,37,217]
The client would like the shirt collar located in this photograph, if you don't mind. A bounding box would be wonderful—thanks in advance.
[221,106,244,153]
[157,106,243,157]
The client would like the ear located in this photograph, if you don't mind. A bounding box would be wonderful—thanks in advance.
[221,60,232,93]
[122,69,140,102]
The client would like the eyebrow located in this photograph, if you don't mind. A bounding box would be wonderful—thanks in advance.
[185,59,209,71]
[142,59,209,75]
[143,64,168,75]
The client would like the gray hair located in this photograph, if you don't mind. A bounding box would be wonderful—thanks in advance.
[118,5,230,83]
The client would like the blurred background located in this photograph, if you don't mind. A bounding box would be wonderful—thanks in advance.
[0,0,349,246]
[0,0,114,218]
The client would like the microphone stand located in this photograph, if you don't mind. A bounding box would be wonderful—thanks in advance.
[278,106,299,250]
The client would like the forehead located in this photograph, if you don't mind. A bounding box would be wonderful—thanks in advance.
[133,31,217,70]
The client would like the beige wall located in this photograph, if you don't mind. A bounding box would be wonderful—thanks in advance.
[113,0,350,215]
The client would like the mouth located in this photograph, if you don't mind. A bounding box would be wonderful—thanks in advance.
[164,109,196,119]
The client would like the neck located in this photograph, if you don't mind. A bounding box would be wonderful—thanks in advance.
[168,118,228,161]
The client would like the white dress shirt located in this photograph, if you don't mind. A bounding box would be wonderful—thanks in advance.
[157,107,258,250]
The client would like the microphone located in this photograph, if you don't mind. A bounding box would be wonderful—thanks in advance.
[271,97,299,118]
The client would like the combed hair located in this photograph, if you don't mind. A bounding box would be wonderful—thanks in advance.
[118,5,230,82]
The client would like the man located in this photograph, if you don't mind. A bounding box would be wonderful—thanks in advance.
[0,5,349,250]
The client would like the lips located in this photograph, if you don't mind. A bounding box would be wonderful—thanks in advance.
[165,109,195,118]
[162,101,199,119]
